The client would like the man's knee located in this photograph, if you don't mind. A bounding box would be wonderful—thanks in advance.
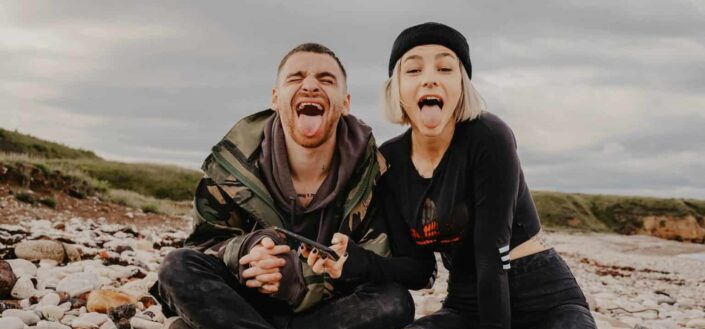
[158,248,204,288]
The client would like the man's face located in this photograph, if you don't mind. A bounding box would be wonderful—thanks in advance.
[272,52,350,148]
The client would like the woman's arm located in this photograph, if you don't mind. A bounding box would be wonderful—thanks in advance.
[337,182,437,290]
[471,119,522,329]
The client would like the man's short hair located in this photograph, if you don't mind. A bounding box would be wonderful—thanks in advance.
[277,43,348,80]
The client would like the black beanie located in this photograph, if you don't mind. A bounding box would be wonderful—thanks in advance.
[388,22,471,79]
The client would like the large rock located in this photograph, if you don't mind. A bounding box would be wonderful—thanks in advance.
[638,215,705,242]
[87,289,135,313]
[0,260,17,298]
[14,240,81,263]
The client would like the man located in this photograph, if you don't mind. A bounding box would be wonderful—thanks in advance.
[153,43,418,329]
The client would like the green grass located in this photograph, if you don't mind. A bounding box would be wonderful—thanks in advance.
[0,127,99,159]
[533,191,705,233]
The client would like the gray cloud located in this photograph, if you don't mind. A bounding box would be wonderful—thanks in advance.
[2,0,703,198]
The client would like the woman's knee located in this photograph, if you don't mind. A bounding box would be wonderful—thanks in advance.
[376,283,415,324]
[540,304,596,329]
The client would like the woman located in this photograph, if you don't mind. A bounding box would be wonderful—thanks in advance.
[377,22,596,329]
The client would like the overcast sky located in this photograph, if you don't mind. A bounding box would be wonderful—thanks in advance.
[2,1,704,199]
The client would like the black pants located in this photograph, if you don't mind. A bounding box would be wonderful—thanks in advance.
[407,249,596,329]
[152,248,415,329]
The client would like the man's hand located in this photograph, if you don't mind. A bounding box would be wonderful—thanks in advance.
[301,233,349,279]
[238,237,290,294]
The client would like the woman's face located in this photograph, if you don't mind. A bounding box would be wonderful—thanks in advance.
[399,44,462,137]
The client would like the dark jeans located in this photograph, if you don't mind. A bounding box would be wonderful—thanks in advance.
[152,248,415,329]
[407,249,596,329]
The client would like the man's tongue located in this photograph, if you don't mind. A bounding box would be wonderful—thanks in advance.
[420,105,442,128]
[297,114,324,137]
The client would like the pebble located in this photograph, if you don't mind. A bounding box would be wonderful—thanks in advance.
[38,304,65,321]
[130,316,163,329]
[5,258,38,277]
[56,272,102,296]
[0,317,25,329]
[72,312,109,328]
[2,308,41,325]
[14,240,81,263]
[37,320,72,329]
[10,276,37,299]
[87,289,135,313]
[39,292,61,306]
[687,319,705,329]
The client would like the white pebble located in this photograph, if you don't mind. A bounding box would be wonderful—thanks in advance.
[5,258,37,278]
[1,309,40,325]
[135,305,165,323]
[130,317,163,329]
[0,317,25,329]
[100,319,118,329]
[687,319,705,329]
[38,304,65,321]
[37,320,72,329]
[10,276,37,299]
[38,292,61,306]
[71,312,109,328]
[56,272,101,297]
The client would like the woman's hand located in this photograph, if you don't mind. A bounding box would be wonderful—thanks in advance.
[300,233,350,279]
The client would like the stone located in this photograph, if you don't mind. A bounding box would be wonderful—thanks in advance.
[72,312,109,328]
[0,259,18,298]
[687,319,705,329]
[5,258,37,278]
[38,292,61,306]
[130,316,163,329]
[56,272,101,296]
[37,320,72,329]
[87,289,135,313]
[38,304,65,321]
[10,276,37,299]
[108,303,136,322]
[14,240,81,263]
[2,308,41,324]
[0,317,25,329]
[134,305,165,323]
[100,319,118,329]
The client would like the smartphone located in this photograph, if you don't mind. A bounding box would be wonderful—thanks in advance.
[273,227,339,261]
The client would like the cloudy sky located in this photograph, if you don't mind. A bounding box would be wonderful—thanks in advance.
[2,1,704,199]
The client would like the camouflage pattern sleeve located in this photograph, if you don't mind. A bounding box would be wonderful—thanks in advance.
[184,177,257,266]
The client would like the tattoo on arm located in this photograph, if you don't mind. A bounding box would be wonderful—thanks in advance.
[531,230,551,248]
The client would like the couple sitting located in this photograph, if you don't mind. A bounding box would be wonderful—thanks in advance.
[150,23,596,329]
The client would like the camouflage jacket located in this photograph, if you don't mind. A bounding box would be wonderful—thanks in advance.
[183,109,390,312]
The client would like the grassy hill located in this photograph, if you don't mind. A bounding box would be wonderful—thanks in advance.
[2,127,704,241]
[1,128,200,215]
[0,127,100,159]
[533,191,705,239]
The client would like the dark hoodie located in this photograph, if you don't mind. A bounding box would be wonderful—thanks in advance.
[259,113,372,244]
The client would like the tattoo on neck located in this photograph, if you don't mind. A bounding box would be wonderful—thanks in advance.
[297,193,316,199]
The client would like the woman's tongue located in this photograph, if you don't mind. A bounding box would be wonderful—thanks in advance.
[297,114,324,137]
[420,104,442,128]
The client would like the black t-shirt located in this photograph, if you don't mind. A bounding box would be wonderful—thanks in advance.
[378,112,541,329]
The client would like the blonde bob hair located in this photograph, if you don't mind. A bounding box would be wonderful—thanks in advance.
[381,59,485,125]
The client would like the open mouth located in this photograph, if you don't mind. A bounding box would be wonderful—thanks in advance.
[296,102,324,116]
[417,96,444,110]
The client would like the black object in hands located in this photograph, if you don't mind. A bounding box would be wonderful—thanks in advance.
[273,226,340,261]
